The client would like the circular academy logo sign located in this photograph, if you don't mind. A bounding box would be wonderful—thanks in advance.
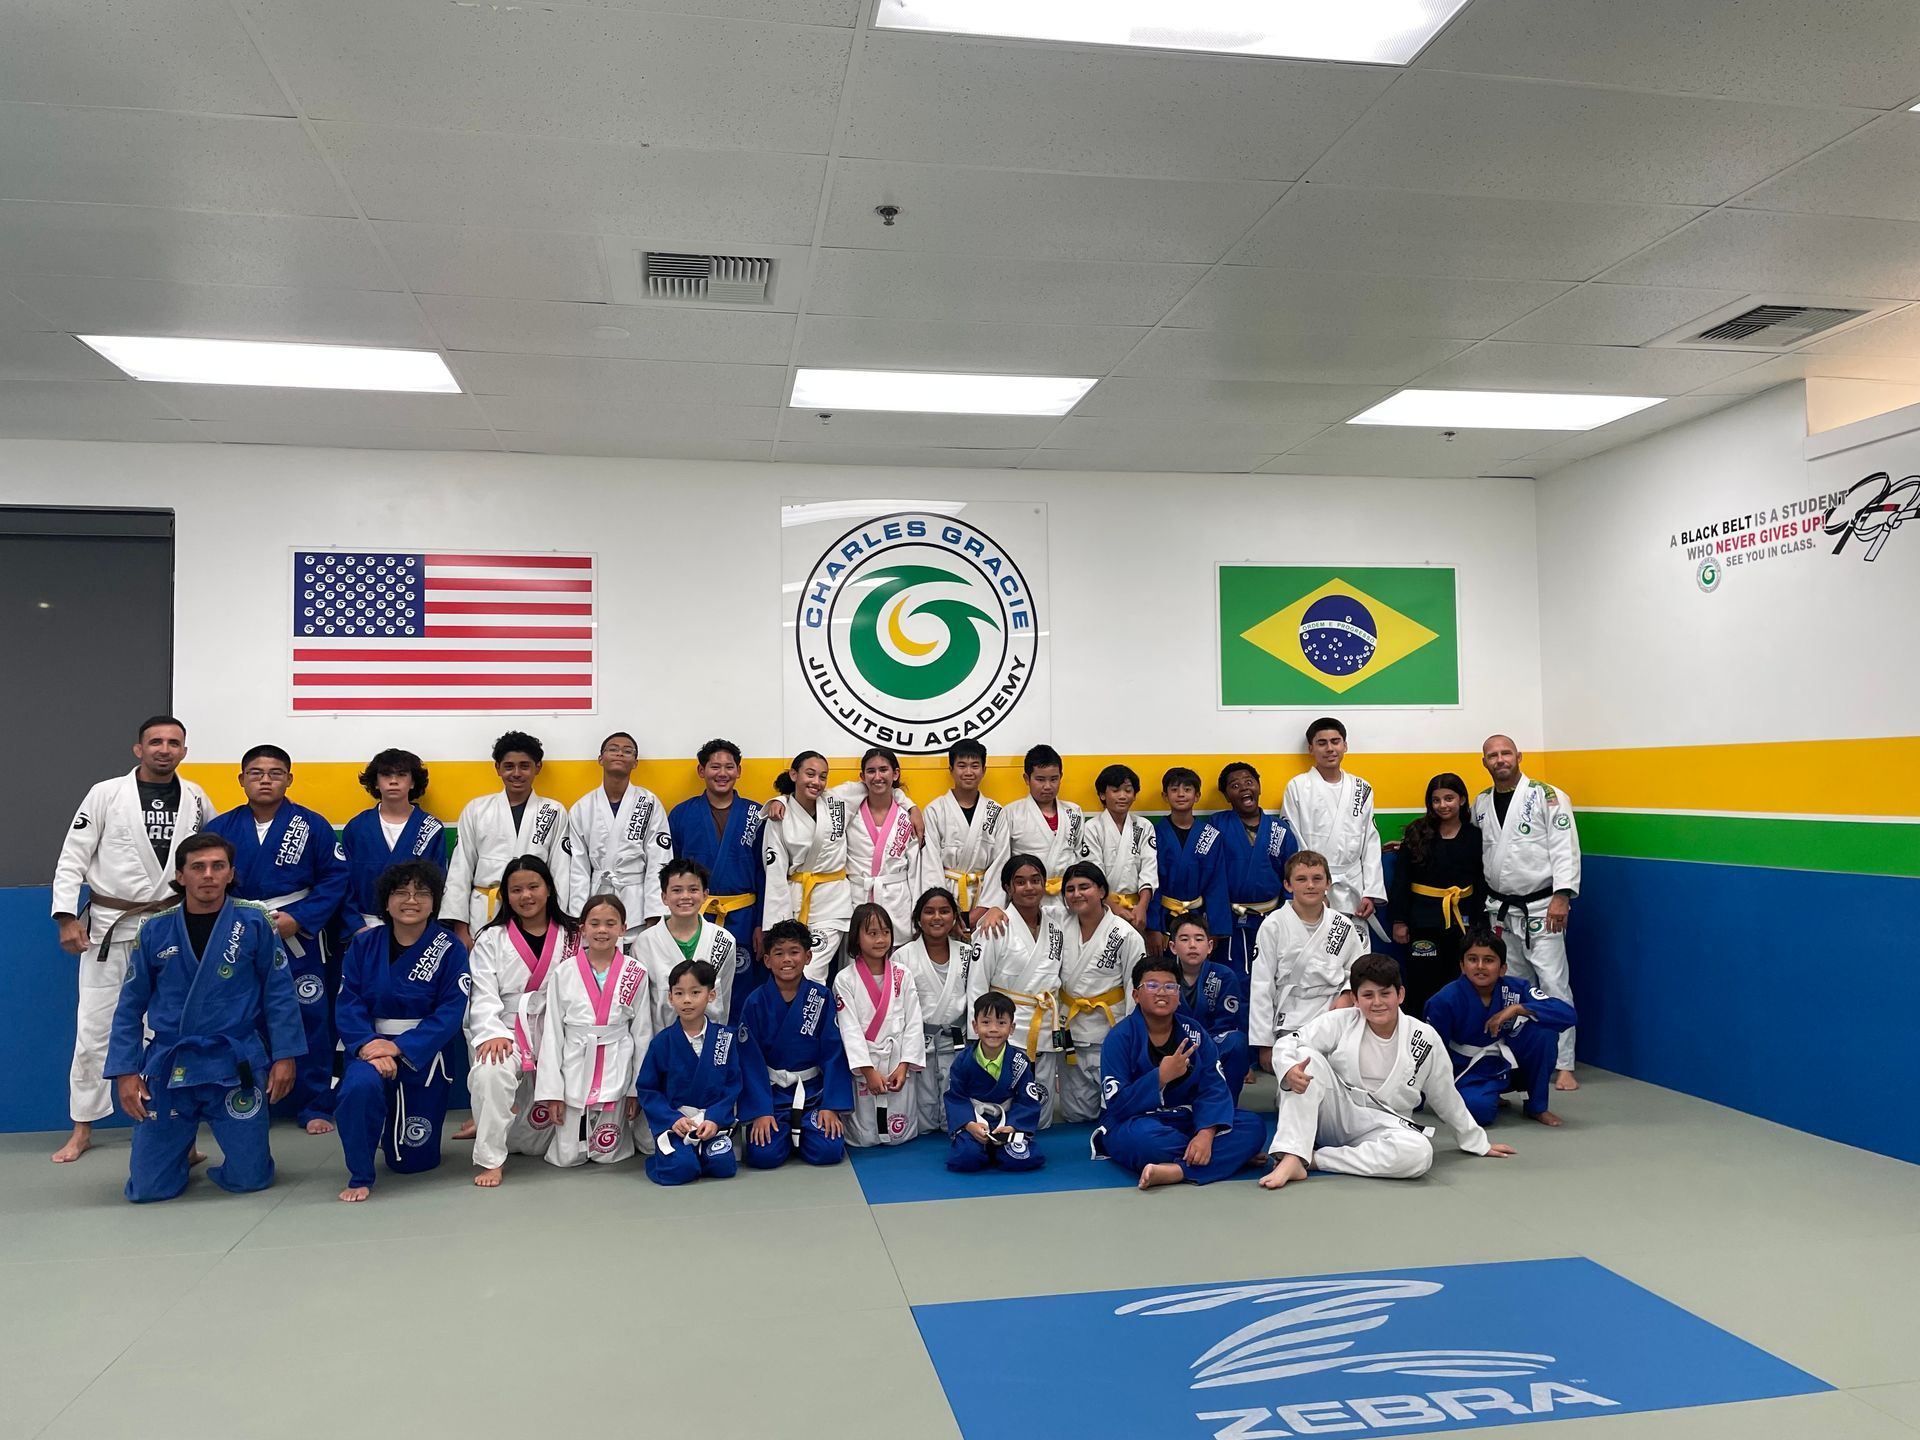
[1696,557,1721,592]
[795,511,1037,755]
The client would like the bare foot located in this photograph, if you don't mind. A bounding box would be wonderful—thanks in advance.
[305,1118,336,1135]
[1138,1162,1184,1190]
[50,1126,92,1163]
[189,1149,208,1167]
[338,1186,370,1203]
[1258,1153,1309,1190]
[1553,1070,1580,1092]
[1529,1109,1563,1127]
[453,1120,477,1140]
[473,1166,504,1188]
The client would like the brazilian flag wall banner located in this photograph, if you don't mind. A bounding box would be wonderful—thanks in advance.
[1218,565,1459,706]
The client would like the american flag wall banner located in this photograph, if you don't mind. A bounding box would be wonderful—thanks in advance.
[289,549,596,714]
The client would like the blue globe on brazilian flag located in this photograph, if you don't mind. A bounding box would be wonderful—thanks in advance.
[1219,566,1459,705]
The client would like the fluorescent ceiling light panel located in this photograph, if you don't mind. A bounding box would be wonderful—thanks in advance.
[1348,389,1665,431]
[77,336,461,392]
[791,368,1095,416]
[873,0,1470,64]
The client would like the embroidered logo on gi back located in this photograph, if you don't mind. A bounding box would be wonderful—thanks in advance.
[1406,1031,1432,1087]
[800,988,827,1036]
[276,813,310,866]
[407,932,452,982]
[911,1259,1829,1440]
[530,803,558,847]
[626,798,656,842]
[793,511,1039,755]
[713,1030,733,1065]
[414,817,442,856]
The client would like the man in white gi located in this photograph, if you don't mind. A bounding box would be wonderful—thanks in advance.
[1473,735,1583,1090]
[1260,954,1514,1188]
[442,730,577,947]
[1281,717,1385,945]
[568,730,671,939]
[49,715,214,1163]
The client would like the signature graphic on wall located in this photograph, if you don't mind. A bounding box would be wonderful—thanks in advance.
[1824,471,1919,562]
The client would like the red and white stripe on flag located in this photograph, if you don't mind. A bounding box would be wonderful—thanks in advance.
[289,549,596,714]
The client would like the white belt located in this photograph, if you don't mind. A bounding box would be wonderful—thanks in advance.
[656,1104,710,1156]
[583,1022,630,1043]
[769,1065,823,1145]
[264,888,313,958]
[375,1018,420,1036]
[1449,1039,1517,1079]
[970,1098,1005,1128]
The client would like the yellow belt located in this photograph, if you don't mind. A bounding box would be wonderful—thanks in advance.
[1044,876,1063,896]
[789,869,847,926]
[944,868,984,912]
[1112,891,1141,909]
[1060,985,1126,1064]
[1159,895,1203,917]
[994,986,1059,1060]
[701,892,756,922]
[1411,883,1475,933]
[1231,899,1278,919]
[477,885,502,922]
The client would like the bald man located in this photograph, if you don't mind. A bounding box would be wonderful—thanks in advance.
[1471,736,1582,1090]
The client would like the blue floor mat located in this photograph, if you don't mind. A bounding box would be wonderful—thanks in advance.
[848,1124,1263,1204]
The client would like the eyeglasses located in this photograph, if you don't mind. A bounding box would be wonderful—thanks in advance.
[1138,981,1180,994]
[241,769,290,781]
[388,885,434,901]
[601,746,638,757]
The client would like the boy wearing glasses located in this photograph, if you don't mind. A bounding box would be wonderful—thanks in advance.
[1093,954,1266,1189]
[569,730,672,940]
[206,745,348,1131]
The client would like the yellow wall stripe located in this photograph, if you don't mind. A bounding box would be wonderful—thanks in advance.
[177,736,1920,827]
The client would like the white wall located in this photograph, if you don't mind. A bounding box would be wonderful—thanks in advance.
[0,439,1542,762]
[1535,384,1920,750]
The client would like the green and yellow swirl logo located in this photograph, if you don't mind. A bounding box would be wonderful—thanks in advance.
[794,512,1039,754]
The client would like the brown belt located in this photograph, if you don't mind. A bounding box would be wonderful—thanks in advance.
[87,890,155,912]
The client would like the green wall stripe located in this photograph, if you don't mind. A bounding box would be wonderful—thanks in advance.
[1573,811,1920,878]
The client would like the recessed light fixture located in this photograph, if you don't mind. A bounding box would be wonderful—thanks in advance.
[790,368,1096,416]
[1348,389,1664,431]
[873,0,1470,65]
[76,336,461,393]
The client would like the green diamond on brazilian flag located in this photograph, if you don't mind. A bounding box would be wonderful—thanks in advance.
[1219,565,1459,705]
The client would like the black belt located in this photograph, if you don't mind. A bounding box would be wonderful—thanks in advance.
[1486,885,1554,949]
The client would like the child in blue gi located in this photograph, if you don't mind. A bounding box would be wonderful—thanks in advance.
[1424,924,1576,1129]
[944,992,1046,1173]
[740,919,851,1169]
[635,959,747,1185]
[1169,913,1249,1095]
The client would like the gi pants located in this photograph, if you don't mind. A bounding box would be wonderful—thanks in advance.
[645,1126,737,1185]
[744,1105,845,1170]
[1457,1023,1559,1124]
[1101,1110,1265,1185]
[947,1129,1044,1173]
[335,1053,451,1189]
[127,1081,274,1203]
[1267,1053,1433,1180]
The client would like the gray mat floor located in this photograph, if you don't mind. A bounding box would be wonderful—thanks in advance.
[2,1070,1916,1440]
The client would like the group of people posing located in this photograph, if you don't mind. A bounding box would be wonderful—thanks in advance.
[49,714,1583,1201]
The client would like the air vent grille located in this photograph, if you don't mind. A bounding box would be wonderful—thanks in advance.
[1689,304,1866,348]
[642,251,773,304]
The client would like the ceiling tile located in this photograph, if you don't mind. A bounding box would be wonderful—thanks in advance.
[1284,426,1568,464]
[144,384,489,428]
[1690,351,1920,394]
[0,416,204,443]
[806,250,1201,327]
[21,275,432,347]
[1491,283,1747,345]
[1413,340,1766,393]
[500,432,773,461]
[1600,209,1920,298]
[1072,377,1390,424]
[316,123,827,241]
[200,422,501,451]
[845,35,1394,180]
[773,443,1029,469]
[1804,305,1920,357]
[0,289,53,330]
[0,378,183,427]
[1116,329,1472,385]
[1737,113,1920,222]
[824,161,1281,263]
[0,202,393,290]
[1165,269,1571,338]
[0,332,124,382]
[1042,416,1328,453]
[447,353,787,407]
[0,106,348,216]
[1230,186,1702,280]
[1510,395,1748,465]
[1309,71,1863,206]
[1023,449,1271,473]
[778,410,1057,447]
[1,0,290,115]
[482,394,777,442]
[1255,453,1508,479]
[423,295,794,363]
[374,223,608,303]
[795,315,1146,375]
[239,1,850,152]
[1417,0,1920,111]
[567,0,857,19]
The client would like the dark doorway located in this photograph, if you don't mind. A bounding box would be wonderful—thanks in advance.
[2,507,174,887]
